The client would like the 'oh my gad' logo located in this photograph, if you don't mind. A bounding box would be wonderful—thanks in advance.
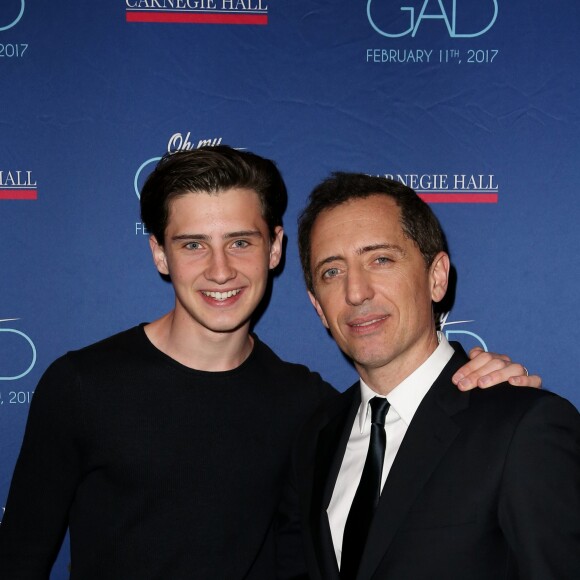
[367,0,498,38]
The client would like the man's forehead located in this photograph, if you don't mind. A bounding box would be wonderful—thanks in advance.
[166,187,263,214]
[170,186,260,202]
[313,195,402,236]
[165,187,268,233]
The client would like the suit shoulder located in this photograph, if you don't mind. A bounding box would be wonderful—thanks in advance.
[301,382,357,431]
[469,383,580,427]
[470,382,569,405]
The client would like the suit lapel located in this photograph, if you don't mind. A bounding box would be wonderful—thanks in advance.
[357,350,470,580]
[309,383,361,580]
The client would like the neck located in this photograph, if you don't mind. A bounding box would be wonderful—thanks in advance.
[145,311,254,372]
[357,331,440,395]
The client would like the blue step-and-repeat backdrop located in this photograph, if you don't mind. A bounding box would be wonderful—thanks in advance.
[1,2,579,576]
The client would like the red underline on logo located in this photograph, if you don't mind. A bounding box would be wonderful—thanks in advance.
[126,12,268,25]
[418,193,498,203]
[0,189,38,200]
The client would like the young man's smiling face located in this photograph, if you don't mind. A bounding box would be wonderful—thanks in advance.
[150,188,283,340]
[308,194,449,390]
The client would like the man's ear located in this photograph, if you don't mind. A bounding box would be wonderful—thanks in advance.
[149,235,169,276]
[269,226,284,270]
[430,251,450,304]
[308,290,329,329]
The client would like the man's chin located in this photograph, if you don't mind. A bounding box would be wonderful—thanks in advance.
[206,315,253,335]
[350,348,395,372]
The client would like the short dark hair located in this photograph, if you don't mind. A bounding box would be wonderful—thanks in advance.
[140,146,287,244]
[298,172,447,293]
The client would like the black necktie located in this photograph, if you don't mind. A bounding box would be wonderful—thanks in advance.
[340,396,390,579]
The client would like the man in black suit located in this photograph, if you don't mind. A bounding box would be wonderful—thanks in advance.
[277,172,580,579]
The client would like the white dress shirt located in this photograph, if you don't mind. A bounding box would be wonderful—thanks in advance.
[327,333,455,567]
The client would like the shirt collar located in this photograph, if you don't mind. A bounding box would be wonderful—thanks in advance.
[358,332,455,433]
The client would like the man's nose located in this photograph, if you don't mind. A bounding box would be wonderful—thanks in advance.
[205,250,236,284]
[345,266,373,306]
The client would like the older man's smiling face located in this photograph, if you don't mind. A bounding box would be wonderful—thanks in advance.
[308,194,449,391]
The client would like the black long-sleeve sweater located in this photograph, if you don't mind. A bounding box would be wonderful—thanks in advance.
[0,325,335,579]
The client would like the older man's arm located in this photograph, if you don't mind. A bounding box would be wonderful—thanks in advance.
[499,394,580,578]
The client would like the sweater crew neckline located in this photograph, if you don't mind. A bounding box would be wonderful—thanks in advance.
[135,323,260,378]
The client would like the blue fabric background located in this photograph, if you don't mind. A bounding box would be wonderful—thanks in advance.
[1,2,579,576]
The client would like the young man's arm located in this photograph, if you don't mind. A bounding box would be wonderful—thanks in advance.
[454,347,541,390]
[0,356,83,578]
[276,471,310,580]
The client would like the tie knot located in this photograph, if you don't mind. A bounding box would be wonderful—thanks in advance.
[369,396,390,426]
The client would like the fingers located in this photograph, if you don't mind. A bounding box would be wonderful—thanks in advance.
[453,350,509,389]
[453,349,541,390]
[467,347,510,364]
[508,373,542,388]
[453,356,513,390]
[471,362,537,389]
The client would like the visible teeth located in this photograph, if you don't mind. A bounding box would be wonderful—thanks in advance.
[354,318,383,327]
[202,289,241,301]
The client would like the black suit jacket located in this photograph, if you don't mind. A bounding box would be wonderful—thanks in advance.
[277,347,580,579]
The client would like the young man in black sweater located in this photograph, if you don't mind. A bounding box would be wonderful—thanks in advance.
[0,147,538,579]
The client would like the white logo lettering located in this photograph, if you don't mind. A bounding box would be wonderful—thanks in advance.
[0,0,25,32]
[367,0,498,38]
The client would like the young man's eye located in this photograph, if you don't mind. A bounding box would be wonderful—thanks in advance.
[185,242,201,250]
[322,267,339,279]
[232,240,249,248]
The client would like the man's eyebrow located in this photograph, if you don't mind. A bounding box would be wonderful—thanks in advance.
[312,255,343,276]
[357,243,405,257]
[170,230,263,242]
[223,230,263,240]
[171,233,210,242]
